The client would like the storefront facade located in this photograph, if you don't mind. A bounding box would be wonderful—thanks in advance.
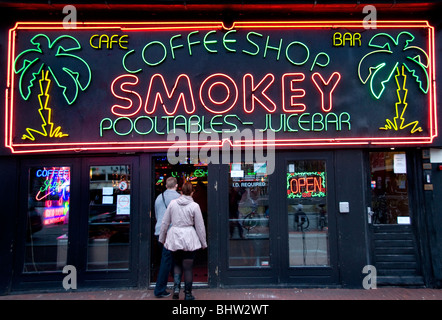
[1,1,442,294]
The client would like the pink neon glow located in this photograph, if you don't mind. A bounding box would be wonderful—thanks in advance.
[144,74,196,115]
[207,81,230,105]
[111,74,143,117]
[243,73,277,113]
[199,73,238,114]
[282,73,306,113]
[311,72,341,112]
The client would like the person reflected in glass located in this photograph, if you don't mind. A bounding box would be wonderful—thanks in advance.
[229,187,244,239]
[159,182,207,300]
[294,204,309,231]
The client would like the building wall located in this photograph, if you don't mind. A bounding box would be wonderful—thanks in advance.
[0,158,18,295]
[334,150,368,287]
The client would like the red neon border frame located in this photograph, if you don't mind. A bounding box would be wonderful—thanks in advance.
[5,20,437,154]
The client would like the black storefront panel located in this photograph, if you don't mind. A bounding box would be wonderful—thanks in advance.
[1,16,441,292]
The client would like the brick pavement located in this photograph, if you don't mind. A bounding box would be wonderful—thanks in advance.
[1,287,441,300]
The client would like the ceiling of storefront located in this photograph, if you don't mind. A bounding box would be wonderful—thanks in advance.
[0,1,440,23]
[0,1,439,14]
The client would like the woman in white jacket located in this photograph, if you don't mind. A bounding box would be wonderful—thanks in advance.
[159,182,207,300]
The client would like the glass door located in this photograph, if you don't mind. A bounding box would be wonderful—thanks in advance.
[219,160,276,286]
[23,166,72,273]
[150,156,209,284]
[280,152,339,285]
[80,157,139,286]
[369,151,411,225]
[228,162,270,268]
[87,164,132,270]
[367,150,423,285]
[13,158,81,290]
[286,160,329,267]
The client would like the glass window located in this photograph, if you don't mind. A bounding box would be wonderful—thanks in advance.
[287,160,329,266]
[370,151,411,225]
[24,167,70,272]
[228,163,269,268]
[88,165,131,270]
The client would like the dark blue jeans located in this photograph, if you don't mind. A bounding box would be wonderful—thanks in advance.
[154,236,173,296]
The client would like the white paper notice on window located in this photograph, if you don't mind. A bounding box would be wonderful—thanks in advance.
[397,216,411,224]
[102,187,113,195]
[394,153,407,174]
[254,163,267,175]
[102,196,113,204]
[288,164,295,173]
[117,195,131,215]
[430,148,442,163]
[230,170,244,178]
[230,164,243,178]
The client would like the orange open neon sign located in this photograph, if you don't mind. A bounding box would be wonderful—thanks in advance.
[287,171,326,198]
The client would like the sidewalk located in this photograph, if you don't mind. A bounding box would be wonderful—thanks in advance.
[1,287,442,300]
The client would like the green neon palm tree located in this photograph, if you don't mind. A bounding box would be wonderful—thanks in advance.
[14,34,91,140]
[358,31,429,133]
[358,31,429,100]
[14,34,92,105]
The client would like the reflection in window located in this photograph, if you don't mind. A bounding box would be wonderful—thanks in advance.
[287,160,329,266]
[88,165,131,270]
[229,163,269,268]
[370,152,410,225]
[24,167,70,272]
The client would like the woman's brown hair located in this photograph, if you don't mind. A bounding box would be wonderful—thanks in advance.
[181,182,194,196]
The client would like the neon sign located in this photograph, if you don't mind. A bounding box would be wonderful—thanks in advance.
[13,33,92,105]
[43,206,67,225]
[333,32,362,47]
[120,29,332,71]
[287,172,326,198]
[22,70,69,140]
[35,166,70,201]
[5,21,437,154]
[36,168,69,177]
[110,72,340,116]
[31,166,70,226]
[90,34,129,50]
[171,168,207,179]
[380,66,422,133]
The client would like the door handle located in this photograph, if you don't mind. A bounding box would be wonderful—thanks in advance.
[367,207,374,224]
